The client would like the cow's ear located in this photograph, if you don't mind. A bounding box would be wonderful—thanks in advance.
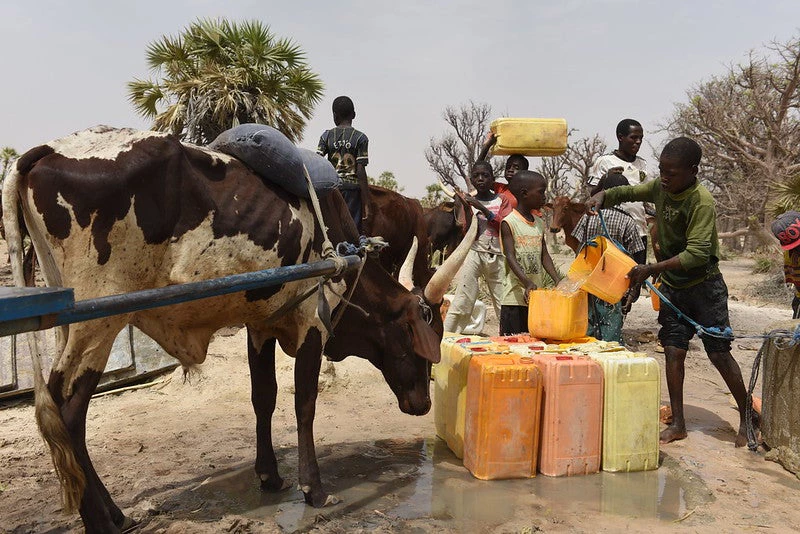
[411,318,441,364]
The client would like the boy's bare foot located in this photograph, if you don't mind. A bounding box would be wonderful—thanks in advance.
[660,425,688,444]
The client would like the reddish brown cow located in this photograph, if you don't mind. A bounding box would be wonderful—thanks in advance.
[367,185,434,286]
[548,196,587,253]
[423,198,473,265]
[549,195,660,260]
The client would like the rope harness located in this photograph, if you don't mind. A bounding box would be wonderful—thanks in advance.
[265,167,409,336]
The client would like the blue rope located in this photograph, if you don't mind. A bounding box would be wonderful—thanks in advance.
[594,211,798,344]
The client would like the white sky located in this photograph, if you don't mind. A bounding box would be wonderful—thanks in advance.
[1,0,799,198]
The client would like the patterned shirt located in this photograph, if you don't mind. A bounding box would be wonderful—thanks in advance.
[589,153,649,237]
[472,194,514,255]
[571,207,644,257]
[316,126,369,184]
[500,210,546,306]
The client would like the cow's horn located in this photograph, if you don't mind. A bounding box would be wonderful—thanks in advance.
[399,236,417,290]
[437,176,455,199]
[424,215,478,303]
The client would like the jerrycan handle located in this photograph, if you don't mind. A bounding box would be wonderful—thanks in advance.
[556,355,573,360]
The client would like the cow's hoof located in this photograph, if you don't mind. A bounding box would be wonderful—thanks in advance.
[302,487,341,507]
[259,474,290,492]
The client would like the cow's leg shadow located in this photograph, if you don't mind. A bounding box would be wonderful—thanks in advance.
[247,333,290,492]
[294,327,338,507]
[51,324,133,533]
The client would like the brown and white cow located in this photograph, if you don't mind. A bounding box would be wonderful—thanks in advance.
[2,126,476,533]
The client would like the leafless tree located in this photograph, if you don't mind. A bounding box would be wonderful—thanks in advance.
[425,101,503,191]
[536,133,608,200]
[663,34,800,240]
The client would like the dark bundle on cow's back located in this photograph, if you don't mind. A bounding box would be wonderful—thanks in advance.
[209,123,341,198]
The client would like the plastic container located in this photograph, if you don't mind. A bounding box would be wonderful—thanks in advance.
[489,118,568,157]
[463,354,543,480]
[434,342,509,458]
[434,338,490,442]
[528,289,588,341]
[650,281,661,311]
[531,353,603,476]
[588,353,660,472]
[440,335,485,363]
[568,237,637,304]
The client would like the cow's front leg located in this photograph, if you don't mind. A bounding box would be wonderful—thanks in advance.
[247,332,289,491]
[293,327,339,507]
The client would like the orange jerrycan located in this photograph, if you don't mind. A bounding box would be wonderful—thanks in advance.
[528,289,589,341]
[434,342,509,458]
[532,353,603,476]
[567,236,637,304]
[463,354,543,480]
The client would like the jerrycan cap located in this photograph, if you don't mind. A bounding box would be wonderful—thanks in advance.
[456,337,472,343]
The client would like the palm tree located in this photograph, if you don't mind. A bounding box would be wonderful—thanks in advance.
[127,18,324,145]
[1,146,19,183]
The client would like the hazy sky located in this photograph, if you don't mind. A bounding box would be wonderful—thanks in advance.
[1,1,799,197]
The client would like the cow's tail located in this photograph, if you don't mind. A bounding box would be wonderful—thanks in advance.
[2,163,86,514]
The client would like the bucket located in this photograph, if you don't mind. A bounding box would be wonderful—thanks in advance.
[567,236,637,304]
[489,118,568,156]
[528,289,588,341]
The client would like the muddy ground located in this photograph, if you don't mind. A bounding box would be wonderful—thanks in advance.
[1,252,799,534]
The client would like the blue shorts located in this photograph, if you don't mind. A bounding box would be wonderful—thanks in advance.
[657,274,732,353]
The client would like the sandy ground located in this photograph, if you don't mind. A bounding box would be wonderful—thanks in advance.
[1,252,800,534]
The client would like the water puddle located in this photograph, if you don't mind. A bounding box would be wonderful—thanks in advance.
[189,437,712,532]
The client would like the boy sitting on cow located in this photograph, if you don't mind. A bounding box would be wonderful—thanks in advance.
[586,136,755,446]
[317,96,370,232]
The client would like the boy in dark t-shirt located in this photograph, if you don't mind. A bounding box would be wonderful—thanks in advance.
[317,96,370,231]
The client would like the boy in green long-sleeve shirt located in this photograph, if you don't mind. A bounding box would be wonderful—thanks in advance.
[586,137,754,447]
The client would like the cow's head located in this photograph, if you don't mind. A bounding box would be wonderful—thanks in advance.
[325,217,477,415]
[549,195,586,234]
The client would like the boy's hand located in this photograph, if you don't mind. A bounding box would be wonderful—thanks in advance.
[626,264,652,288]
[484,132,497,146]
[585,191,605,214]
[524,281,538,304]
[605,166,624,177]
[622,286,641,313]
